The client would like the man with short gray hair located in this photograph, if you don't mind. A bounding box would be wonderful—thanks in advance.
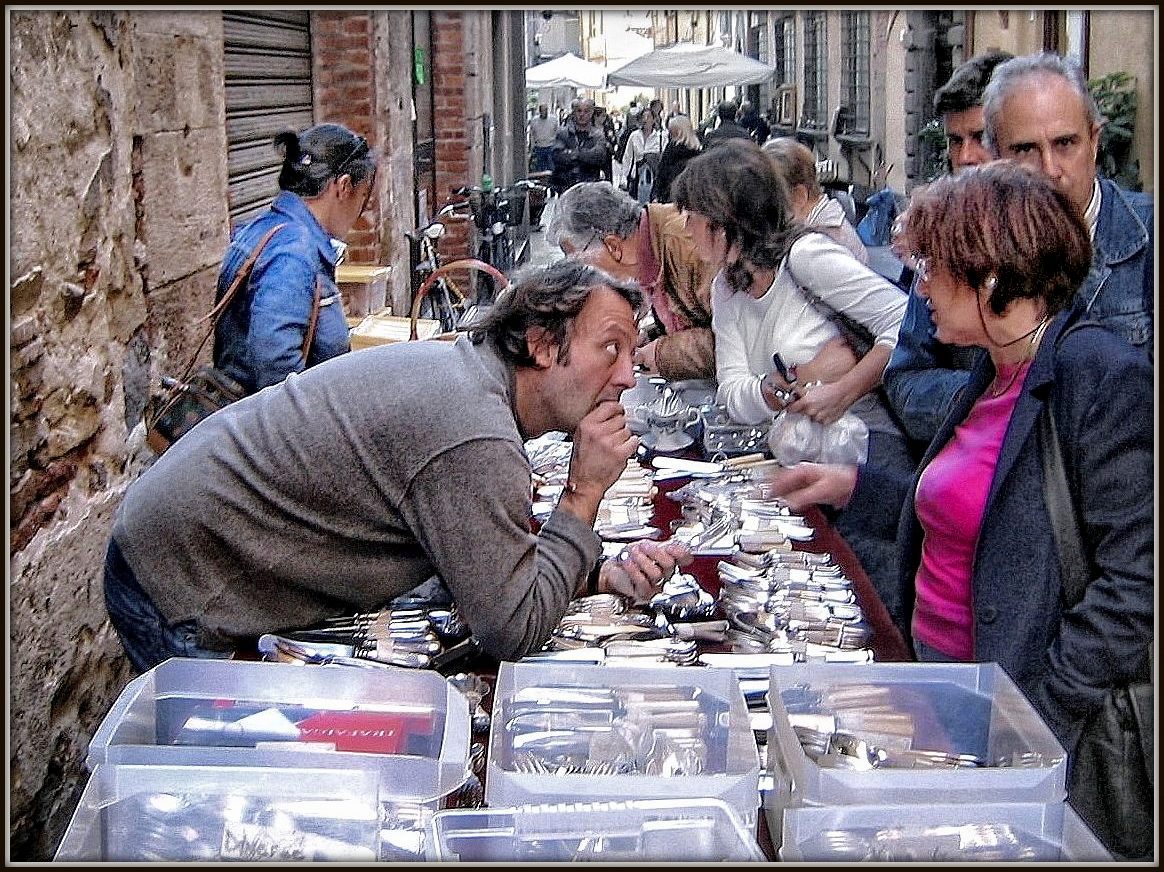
[547,181,717,379]
[885,51,1153,448]
[982,52,1152,364]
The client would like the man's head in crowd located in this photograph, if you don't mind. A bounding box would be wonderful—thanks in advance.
[983,52,1103,216]
[933,50,1014,172]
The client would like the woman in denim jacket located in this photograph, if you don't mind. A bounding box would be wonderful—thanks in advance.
[213,123,378,393]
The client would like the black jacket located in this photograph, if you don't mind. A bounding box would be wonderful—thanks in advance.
[702,120,752,149]
[551,121,609,192]
[855,306,1154,752]
[652,142,701,203]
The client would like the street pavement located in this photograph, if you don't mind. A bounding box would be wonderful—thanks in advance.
[523,195,562,270]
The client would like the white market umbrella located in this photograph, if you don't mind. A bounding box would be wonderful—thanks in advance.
[607,42,774,88]
[525,52,608,89]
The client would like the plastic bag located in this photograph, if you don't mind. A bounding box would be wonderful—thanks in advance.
[768,410,869,466]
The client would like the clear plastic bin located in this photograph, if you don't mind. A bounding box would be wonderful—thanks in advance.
[428,798,765,862]
[486,662,761,829]
[780,800,1111,862]
[767,662,1068,806]
[86,658,469,805]
[55,763,382,862]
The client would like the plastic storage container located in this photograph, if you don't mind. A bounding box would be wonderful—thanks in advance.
[767,662,1067,806]
[87,658,470,806]
[427,798,766,862]
[55,763,382,862]
[780,800,1111,862]
[486,662,761,829]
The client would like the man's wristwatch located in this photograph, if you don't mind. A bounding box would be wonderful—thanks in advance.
[585,558,604,595]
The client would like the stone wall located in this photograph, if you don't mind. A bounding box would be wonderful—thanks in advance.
[8,10,517,859]
[374,12,423,315]
[8,10,229,859]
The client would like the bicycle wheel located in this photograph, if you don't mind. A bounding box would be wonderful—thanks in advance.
[411,259,509,339]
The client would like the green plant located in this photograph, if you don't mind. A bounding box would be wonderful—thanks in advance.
[918,117,947,182]
[1088,71,1141,191]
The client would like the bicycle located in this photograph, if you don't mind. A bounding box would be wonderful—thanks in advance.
[458,177,547,300]
[405,198,509,340]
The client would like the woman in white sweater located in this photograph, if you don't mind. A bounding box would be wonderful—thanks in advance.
[672,139,906,434]
[673,139,912,611]
[623,108,665,204]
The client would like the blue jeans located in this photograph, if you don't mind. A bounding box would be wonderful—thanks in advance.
[103,538,232,673]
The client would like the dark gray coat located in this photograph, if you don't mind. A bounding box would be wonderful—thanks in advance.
[885,307,1153,750]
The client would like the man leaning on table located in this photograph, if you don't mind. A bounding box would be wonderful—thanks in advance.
[103,260,691,673]
[883,51,1153,447]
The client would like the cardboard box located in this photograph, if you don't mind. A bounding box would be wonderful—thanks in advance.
[349,308,443,348]
[336,264,391,317]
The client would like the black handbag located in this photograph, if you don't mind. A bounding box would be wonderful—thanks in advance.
[145,223,319,455]
[1038,396,1154,861]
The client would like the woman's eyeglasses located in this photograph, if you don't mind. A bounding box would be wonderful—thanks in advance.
[911,255,931,284]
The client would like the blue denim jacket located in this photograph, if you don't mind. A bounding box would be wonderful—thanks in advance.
[883,177,1154,445]
[213,191,351,394]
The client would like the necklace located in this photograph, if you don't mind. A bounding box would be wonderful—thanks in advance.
[990,315,1051,397]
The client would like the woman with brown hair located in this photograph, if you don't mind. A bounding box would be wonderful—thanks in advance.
[672,138,910,614]
[769,161,1152,858]
[762,137,867,264]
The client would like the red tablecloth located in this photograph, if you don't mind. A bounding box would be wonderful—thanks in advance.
[651,475,911,663]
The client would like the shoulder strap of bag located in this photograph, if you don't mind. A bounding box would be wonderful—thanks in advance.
[1037,320,1112,609]
[785,237,878,350]
[1037,396,1089,608]
[301,276,322,363]
[176,222,288,382]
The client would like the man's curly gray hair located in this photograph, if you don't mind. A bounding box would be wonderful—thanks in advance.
[545,181,644,251]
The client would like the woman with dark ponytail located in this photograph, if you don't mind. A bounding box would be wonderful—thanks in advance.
[213,123,378,393]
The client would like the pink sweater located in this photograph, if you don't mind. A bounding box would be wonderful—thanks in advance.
[911,360,1031,659]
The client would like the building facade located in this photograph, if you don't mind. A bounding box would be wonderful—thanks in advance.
[645,9,1153,197]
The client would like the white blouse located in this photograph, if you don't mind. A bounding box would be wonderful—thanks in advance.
[711,232,907,425]
[624,128,665,172]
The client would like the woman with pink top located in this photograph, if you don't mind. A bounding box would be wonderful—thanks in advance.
[767,162,1152,859]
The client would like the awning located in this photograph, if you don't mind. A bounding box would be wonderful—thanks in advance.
[607,42,775,88]
[525,52,607,90]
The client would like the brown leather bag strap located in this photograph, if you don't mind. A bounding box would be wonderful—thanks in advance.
[177,223,288,382]
[301,276,322,362]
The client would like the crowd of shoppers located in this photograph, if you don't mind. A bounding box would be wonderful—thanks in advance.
[110,49,1152,861]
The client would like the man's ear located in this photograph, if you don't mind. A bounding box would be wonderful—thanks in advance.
[602,235,624,263]
[525,325,558,368]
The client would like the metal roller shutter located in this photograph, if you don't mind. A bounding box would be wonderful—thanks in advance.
[223,11,313,230]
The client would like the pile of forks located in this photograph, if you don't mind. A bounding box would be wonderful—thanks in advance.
[499,685,715,778]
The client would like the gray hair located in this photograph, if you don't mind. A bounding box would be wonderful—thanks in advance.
[983,52,1103,154]
[544,181,643,251]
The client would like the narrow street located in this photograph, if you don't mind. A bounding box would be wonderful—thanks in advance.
[524,195,562,270]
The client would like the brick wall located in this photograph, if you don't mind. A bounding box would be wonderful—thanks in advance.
[312,11,379,264]
[432,11,473,262]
